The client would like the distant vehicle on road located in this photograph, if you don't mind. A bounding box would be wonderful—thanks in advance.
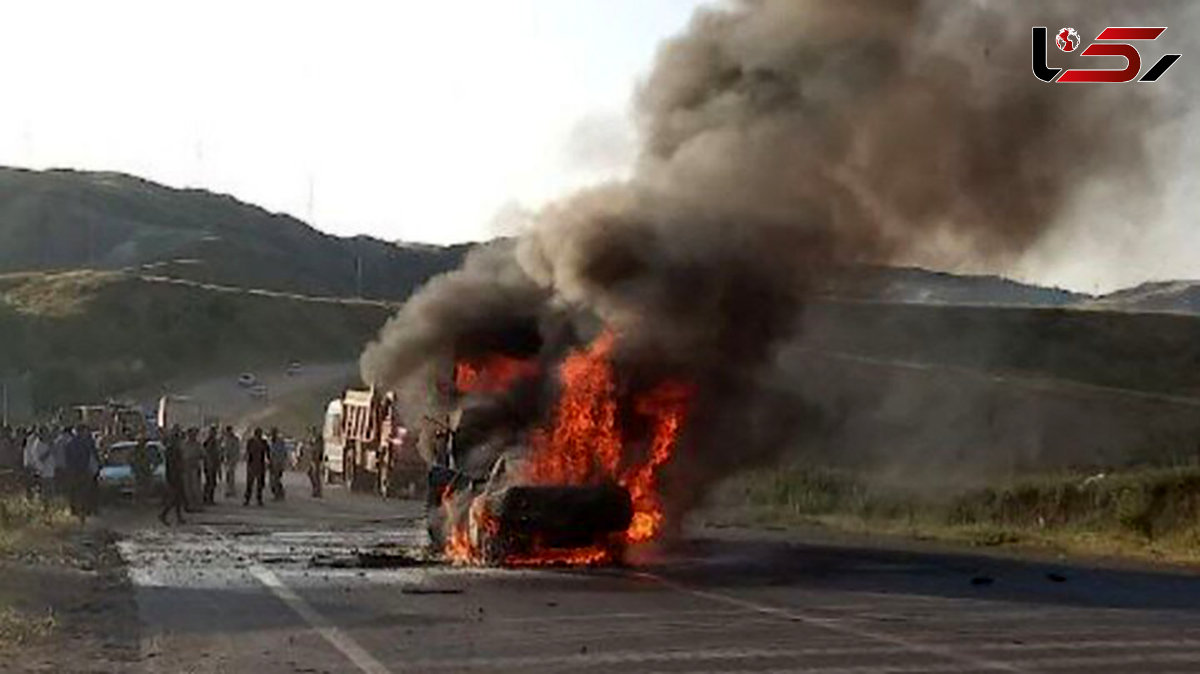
[286,361,303,376]
[237,373,257,388]
[97,441,165,496]
[157,395,204,430]
[250,383,269,400]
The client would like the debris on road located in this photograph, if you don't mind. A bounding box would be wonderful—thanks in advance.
[399,587,464,595]
[309,546,435,570]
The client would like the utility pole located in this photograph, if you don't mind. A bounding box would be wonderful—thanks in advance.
[2,381,8,427]
[355,256,363,298]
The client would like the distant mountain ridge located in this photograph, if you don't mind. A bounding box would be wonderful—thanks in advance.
[2,166,1197,316]
[822,265,1090,308]
[0,167,470,300]
[1081,281,1200,314]
[841,267,1200,315]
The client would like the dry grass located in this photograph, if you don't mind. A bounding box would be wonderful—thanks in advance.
[715,465,1200,566]
[0,491,75,650]
[0,606,57,650]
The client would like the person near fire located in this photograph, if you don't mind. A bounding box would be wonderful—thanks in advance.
[182,427,204,511]
[221,426,240,498]
[267,428,287,501]
[243,427,268,507]
[201,425,221,504]
[159,427,187,525]
[63,424,99,523]
[303,426,323,498]
[130,435,155,504]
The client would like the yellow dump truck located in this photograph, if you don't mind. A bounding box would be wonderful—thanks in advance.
[329,388,424,498]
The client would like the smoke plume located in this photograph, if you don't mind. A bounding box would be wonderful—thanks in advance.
[362,0,1183,523]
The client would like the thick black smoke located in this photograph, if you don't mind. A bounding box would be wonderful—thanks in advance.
[362,0,1183,522]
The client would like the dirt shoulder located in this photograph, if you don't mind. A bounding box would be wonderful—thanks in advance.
[0,515,137,673]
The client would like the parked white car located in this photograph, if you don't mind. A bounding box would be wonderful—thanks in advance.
[97,441,166,496]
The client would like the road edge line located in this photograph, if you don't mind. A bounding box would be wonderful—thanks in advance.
[203,526,392,674]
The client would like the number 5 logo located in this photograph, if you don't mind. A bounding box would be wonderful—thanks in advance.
[1033,26,1181,83]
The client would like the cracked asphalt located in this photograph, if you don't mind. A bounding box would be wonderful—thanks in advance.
[109,472,1200,674]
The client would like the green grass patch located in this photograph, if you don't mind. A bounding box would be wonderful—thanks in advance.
[716,465,1200,565]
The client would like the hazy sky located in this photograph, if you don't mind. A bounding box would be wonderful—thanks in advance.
[2,1,1197,292]
[0,0,709,244]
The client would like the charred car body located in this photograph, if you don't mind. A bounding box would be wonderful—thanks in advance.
[424,398,634,566]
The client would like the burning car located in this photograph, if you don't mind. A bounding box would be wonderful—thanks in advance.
[428,453,633,566]
[423,332,690,567]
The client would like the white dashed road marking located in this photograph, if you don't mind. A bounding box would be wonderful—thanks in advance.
[203,526,393,674]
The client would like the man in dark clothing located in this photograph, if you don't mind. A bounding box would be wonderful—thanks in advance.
[130,436,154,504]
[201,426,221,504]
[64,425,99,523]
[243,427,268,506]
[159,428,187,525]
[268,428,287,502]
[221,426,240,498]
[304,426,324,498]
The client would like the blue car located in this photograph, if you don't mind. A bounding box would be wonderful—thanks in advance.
[98,441,166,496]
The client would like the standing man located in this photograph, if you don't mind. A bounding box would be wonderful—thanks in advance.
[63,425,99,523]
[159,428,187,525]
[35,427,58,500]
[22,427,46,497]
[49,427,72,499]
[243,428,268,507]
[0,425,17,469]
[182,428,204,511]
[304,426,324,498]
[221,426,240,498]
[201,426,221,505]
[130,435,154,504]
[268,428,288,501]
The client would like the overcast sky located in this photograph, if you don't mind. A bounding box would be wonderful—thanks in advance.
[0,0,708,244]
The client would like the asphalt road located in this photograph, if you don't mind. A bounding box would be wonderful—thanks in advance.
[110,473,1200,674]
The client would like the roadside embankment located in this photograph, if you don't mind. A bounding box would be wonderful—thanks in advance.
[710,465,1200,566]
[0,481,136,671]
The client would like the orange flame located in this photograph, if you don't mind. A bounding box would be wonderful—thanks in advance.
[622,380,693,543]
[442,487,475,565]
[444,330,691,566]
[455,355,539,394]
[528,330,691,548]
[504,545,614,567]
[527,332,622,485]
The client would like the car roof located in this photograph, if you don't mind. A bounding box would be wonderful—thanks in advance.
[108,441,164,450]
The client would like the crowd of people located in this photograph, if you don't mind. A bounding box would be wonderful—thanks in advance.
[158,425,324,524]
[0,422,326,527]
[0,423,104,522]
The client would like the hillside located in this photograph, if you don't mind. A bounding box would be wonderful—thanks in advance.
[800,299,1200,397]
[822,265,1089,307]
[0,167,469,300]
[0,270,394,412]
[1082,280,1200,314]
